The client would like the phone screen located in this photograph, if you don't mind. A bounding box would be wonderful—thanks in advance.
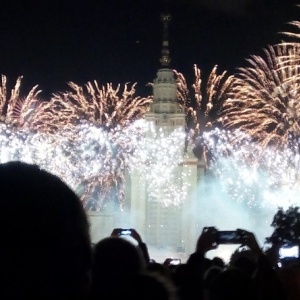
[120,229,131,235]
[279,245,299,259]
[169,259,181,265]
[217,231,242,244]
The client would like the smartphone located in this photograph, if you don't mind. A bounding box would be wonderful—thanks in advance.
[279,245,299,259]
[119,229,131,235]
[217,230,244,244]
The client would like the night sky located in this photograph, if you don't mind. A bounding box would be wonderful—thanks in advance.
[0,0,299,99]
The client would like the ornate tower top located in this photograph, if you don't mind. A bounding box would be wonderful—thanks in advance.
[159,13,171,67]
[147,9,185,132]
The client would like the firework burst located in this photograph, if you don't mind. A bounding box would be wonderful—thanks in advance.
[0,77,153,210]
[218,44,300,154]
[38,81,152,210]
[175,64,233,132]
[174,64,234,167]
[200,41,300,208]
[0,75,42,129]
[203,127,300,209]
[129,120,189,207]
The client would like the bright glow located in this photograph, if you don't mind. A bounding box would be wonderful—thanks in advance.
[202,127,300,209]
[0,118,192,210]
[279,245,299,259]
[130,119,190,207]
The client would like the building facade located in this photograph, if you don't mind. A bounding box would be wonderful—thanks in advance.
[88,12,205,262]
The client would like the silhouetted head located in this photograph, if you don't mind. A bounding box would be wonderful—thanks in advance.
[90,236,146,299]
[203,265,223,290]
[229,248,257,276]
[134,271,178,300]
[0,161,92,299]
[207,267,258,300]
[92,236,145,277]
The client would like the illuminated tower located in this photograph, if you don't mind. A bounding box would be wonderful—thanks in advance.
[130,11,200,259]
[89,9,202,261]
[146,13,186,133]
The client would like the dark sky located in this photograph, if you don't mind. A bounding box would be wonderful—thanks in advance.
[0,0,299,99]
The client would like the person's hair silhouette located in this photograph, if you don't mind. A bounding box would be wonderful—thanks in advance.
[0,161,92,299]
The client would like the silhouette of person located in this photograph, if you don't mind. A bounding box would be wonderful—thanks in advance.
[0,161,92,299]
[89,235,146,300]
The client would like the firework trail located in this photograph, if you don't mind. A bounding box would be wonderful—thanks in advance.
[0,75,42,129]
[200,42,300,208]
[35,121,144,211]
[37,81,152,210]
[175,64,233,131]
[203,127,300,209]
[129,120,189,207]
[0,75,51,167]
[51,81,152,129]
[175,64,233,165]
[0,77,153,211]
[187,15,300,209]
[32,81,153,134]
[218,44,300,153]
[279,10,300,41]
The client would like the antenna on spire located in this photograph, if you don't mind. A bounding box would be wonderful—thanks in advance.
[159,11,171,67]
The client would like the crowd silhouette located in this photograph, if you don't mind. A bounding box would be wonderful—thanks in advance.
[1,161,300,299]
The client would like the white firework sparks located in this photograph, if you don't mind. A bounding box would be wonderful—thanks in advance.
[0,117,192,209]
[129,119,192,207]
[203,127,300,210]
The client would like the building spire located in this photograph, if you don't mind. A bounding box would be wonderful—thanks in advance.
[159,12,171,67]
